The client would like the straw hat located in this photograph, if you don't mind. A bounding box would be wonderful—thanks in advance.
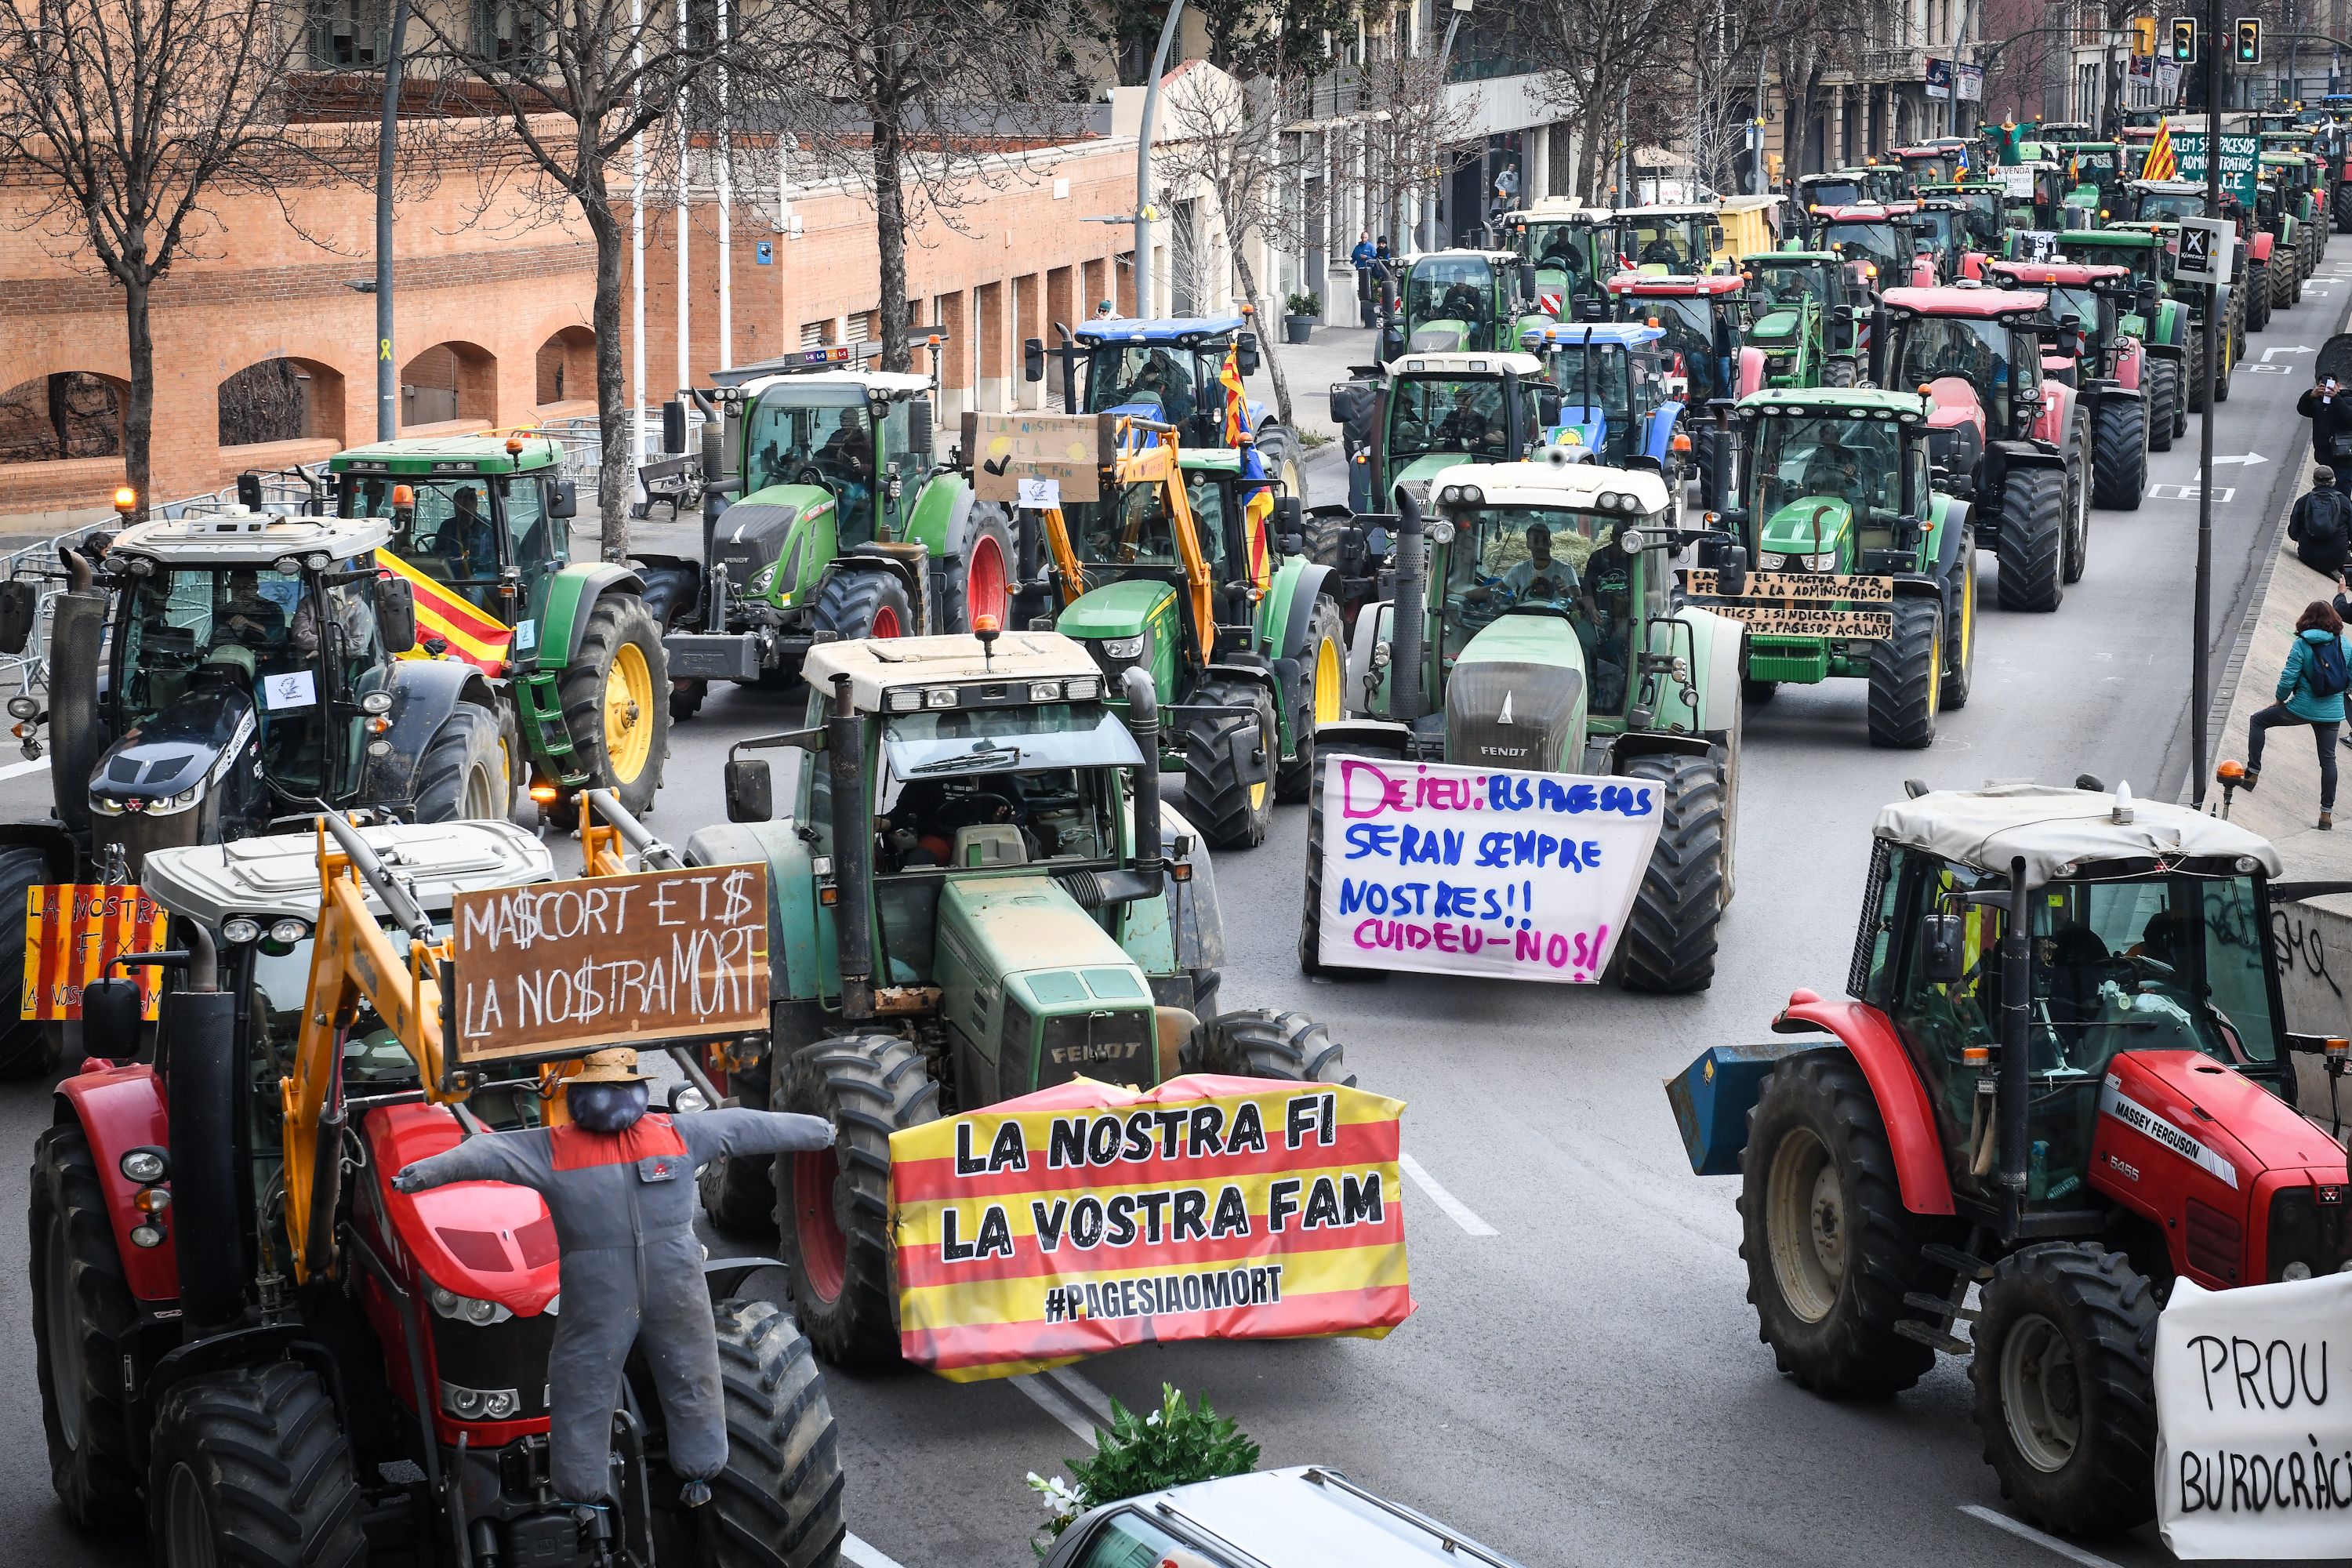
[569,1048,652,1084]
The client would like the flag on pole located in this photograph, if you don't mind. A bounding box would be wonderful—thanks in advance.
[1219,345,1250,445]
[2142,121,2177,180]
[1219,345,1274,586]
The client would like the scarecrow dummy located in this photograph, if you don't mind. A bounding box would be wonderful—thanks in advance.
[393,1047,833,1505]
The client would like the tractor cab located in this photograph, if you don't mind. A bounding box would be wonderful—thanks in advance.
[2049,142,2125,217]
[1338,351,1553,514]
[1606,272,1753,403]
[1878,286,2054,456]
[1614,204,1725,277]
[1065,315,1268,456]
[1913,182,2006,249]
[1501,201,1620,321]
[1519,323,1680,481]
[1796,169,1870,212]
[1902,201,1980,282]
[1386,249,1544,356]
[1894,145,1968,187]
[1730,391,1932,573]
[711,347,936,558]
[1807,205,1912,295]
[332,435,580,631]
[2122,176,2212,225]
[1983,260,2146,397]
[1740,251,1867,387]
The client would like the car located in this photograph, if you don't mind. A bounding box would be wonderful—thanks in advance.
[1041,1467,1528,1568]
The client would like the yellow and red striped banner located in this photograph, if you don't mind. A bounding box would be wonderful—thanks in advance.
[2143,122,2177,181]
[375,550,514,674]
[890,1074,1413,1381]
[21,884,168,1021]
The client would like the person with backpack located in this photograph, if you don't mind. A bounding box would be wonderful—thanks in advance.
[2291,466,2352,577]
[2245,600,2352,829]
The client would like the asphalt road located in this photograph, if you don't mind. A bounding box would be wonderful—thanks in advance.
[4,260,2350,1568]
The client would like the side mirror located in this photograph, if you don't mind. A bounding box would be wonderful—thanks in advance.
[549,479,578,519]
[1921,911,1967,985]
[1272,494,1301,542]
[376,576,417,654]
[0,579,36,655]
[82,976,142,1059]
[1235,332,1261,377]
[1022,337,1045,383]
[1519,260,1539,302]
[1538,390,1563,426]
[725,757,773,822]
[1715,542,1749,599]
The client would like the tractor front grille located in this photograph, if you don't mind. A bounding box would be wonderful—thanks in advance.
[2267,1184,2352,1282]
[1745,637,1831,683]
[1032,1007,1155,1091]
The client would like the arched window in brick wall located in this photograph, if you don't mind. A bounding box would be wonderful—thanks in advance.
[0,373,122,465]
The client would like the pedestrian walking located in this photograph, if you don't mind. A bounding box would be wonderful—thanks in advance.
[2298,375,2352,472]
[2243,600,2352,829]
[2291,466,2352,578]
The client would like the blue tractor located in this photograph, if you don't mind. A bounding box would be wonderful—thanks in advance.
[1518,321,1689,495]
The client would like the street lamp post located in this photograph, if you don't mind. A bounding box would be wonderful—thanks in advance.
[374,0,411,442]
[1131,0,1186,321]
[1422,0,1472,252]
[2192,0,2222,804]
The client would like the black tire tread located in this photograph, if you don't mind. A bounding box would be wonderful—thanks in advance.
[557,593,670,816]
[1179,1007,1354,1085]
[30,1123,138,1524]
[1994,466,2065,612]
[1182,679,1276,849]
[2089,397,2147,511]
[1276,597,1345,803]
[705,1298,848,1567]
[1617,753,1724,993]
[1867,598,1940,750]
[0,846,56,1078]
[146,1363,366,1567]
[942,504,1014,634]
[2145,358,2177,452]
[411,703,505,824]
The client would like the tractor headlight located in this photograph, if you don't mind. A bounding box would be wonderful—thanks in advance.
[221,917,262,946]
[1801,551,1838,572]
[885,688,921,713]
[6,695,37,720]
[1064,676,1101,700]
[440,1381,521,1421]
[1100,637,1144,660]
[1757,553,1787,570]
[360,691,393,715]
[749,563,776,596]
[426,1283,514,1326]
[2285,1261,2314,1281]
[143,784,205,817]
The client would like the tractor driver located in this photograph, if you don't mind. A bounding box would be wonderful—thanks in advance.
[1639,229,1687,273]
[1440,278,1487,323]
[216,569,288,646]
[1465,521,1577,611]
[1436,385,1501,452]
[817,409,877,543]
[1802,426,1868,505]
[432,487,499,583]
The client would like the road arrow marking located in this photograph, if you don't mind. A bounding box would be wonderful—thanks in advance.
[2260,343,2316,361]
[2212,452,2267,466]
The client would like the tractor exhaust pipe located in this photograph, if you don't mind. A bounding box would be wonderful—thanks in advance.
[1120,667,1163,897]
[46,567,104,840]
[826,673,875,1021]
[1391,492,1428,724]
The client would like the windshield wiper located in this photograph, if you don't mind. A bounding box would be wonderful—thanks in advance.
[909,742,1022,775]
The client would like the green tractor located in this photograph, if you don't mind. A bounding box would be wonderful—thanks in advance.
[1911,181,2009,253]
[1740,251,1869,389]
[1381,249,1552,358]
[1299,459,1745,993]
[1500,201,1621,321]
[1330,350,1554,515]
[2114,180,2250,383]
[2047,228,2195,430]
[690,630,1353,1363]
[327,434,670,822]
[2256,151,2320,312]
[650,340,1011,717]
[1697,388,1976,748]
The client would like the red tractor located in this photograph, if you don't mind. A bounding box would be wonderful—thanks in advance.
[1806,202,1940,297]
[1985,259,2154,510]
[1877,285,2090,612]
[1670,781,2347,1536]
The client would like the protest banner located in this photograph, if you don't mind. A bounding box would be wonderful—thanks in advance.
[1681,568,1893,603]
[1690,603,1893,639]
[891,1074,1414,1379]
[2156,1272,2352,1559]
[449,865,768,1065]
[22,884,169,1021]
[1312,755,1665,982]
[961,412,1110,504]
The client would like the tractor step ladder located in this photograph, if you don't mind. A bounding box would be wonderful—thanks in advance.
[1903,1290,1980,1321]
[1922,1241,1994,1279]
[1893,1319,1971,1356]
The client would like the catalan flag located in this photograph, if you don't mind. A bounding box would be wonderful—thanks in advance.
[376,549,515,673]
[22,884,168,1021]
[1219,343,1250,445]
[1219,345,1275,587]
[2143,122,2177,180]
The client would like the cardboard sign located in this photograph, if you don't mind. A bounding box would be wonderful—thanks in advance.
[1696,603,1893,639]
[1682,568,1893,604]
[1999,165,2038,197]
[2156,1272,2352,1559]
[964,412,1108,504]
[449,865,768,1065]
[2171,132,2263,205]
[21,884,168,1022]
[1313,757,1664,983]
[889,1074,1414,1380]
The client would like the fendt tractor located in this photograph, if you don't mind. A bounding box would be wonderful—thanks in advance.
[1501,201,1621,321]
[31,812,846,1567]
[1983,259,2154,502]
[1330,351,1554,515]
[1670,781,2352,1538]
[1693,387,1975,749]
[652,339,1013,713]
[1381,249,1552,358]
[1298,463,1744,993]
[1876,286,2092,612]
[328,434,670,819]
[673,629,1352,1363]
[0,510,506,1079]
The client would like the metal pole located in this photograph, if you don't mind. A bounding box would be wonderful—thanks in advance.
[1425,6,1468,252]
[373,0,410,442]
[2194,0,2221,806]
[631,0,646,476]
[717,0,731,372]
[1133,0,1186,321]
[676,0,690,405]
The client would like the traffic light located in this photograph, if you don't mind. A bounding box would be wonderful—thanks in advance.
[2171,15,2198,62]
[2132,16,2156,54]
[2235,16,2261,63]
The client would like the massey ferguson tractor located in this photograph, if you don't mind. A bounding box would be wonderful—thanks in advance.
[1669,780,2344,1537]
[29,813,845,1566]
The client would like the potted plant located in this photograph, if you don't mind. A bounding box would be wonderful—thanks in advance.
[1283,292,1321,344]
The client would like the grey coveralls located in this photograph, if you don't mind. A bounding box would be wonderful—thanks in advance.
[396,1107,833,1501]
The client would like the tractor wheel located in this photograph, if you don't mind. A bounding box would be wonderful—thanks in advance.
[1741,678,1779,705]
[1254,426,1308,512]
[642,1300,845,1568]
[1821,357,1858,388]
[776,1034,937,1367]
[2145,358,2177,453]
[1276,596,1347,804]
[1940,535,1976,711]
[1866,598,1941,750]
[2337,182,2352,232]
[943,503,1014,633]
[557,593,669,818]
[2292,256,2306,306]
[1183,680,1277,850]
[2245,262,2270,330]
[1994,466,2065,613]
[1616,753,1725,994]
[411,703,507,824]
[2184,325,2206,413]
[808,568,913,643]
[698,1059,778,1236]
[670,677,708,724]
[0,846,57,1080]
[2061,418,2091,585]
[1298,742,1385,981]
[30,1123,139,1525]
[1180,1008,1353,1083]
[492,703,523,818]
[1703,688,1744,909]
[1970,1243,2161,1537]
[1301,510,1350,568]
[1737,1051,1958,1397]
[147,1363,366,1568]
[2089,396,2146,512]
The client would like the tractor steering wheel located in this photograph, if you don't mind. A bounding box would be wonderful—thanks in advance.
[794,464,826,488]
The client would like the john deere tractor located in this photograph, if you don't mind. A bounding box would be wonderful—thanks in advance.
[1740,250,1870,390]
[1330,351,1554,515]
[648,340,1012,717]
[1381,249,1552,358]
[1299,461,1745,993]
[328,434,669,820]
[688,630,1352,1364]
[1501,201,1621,320]
[1668,780,2347,1537]
[2047,229,2195,430]
[1694,387,1976,749]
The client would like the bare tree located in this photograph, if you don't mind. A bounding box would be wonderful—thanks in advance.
[1348,32,1476,250]
[0,0,324,514]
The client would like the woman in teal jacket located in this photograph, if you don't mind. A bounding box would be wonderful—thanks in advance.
[2245,600,2352,829]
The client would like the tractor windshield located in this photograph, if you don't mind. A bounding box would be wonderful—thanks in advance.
[1623,217,1698,274]
[342,475,508,612]
[1081,345,1203,424]
[1823,222,1903,280]
[1386,376,1512,460]
[2056,240,2155,287]
[1907,208,1964,256]
[1892,316,2012,397]
[1543,346,1633,412]
[1525,222,1606,286]
[1442,506,1638,710]
[1406,257,1497,327]
[1806,180,1864,208]
[1636,297,1728,400]
[1059,478,1226,574]
[2132,190,2205,222]
[1750,262,1833,311]
[2042,285,2103,337]
[743,387,880,543]
[1751,414,1904,523]
[2032,873,2279,1074]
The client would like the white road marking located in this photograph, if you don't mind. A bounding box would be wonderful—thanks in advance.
[1398,1150,1499,1236]
[1011,1373,1098,1444]
[2211,452,2267,466]
[1958,1504,2125,1567]
[1045,1365,1119,1427]
[0,756,48,781]
[2260,343,2315,361]
[2148,482,2235,503]
[842,1534,909,1568]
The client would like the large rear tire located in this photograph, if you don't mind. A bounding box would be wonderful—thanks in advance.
[1737,1051,1956,1397]
[2060,417,2091,585]
[2089,397,2147,512]
[0,845,57,1079]
[1821,357,1858,388]
[1301,509,1350,568]
[1970,1243,2160,1537]
[1275,597,1347,803]
[147,1364,366,1568]
[775,1034,936,1367]
[30,1123,139,1526]
[1994,466,2065,613]
[1866,598,1940,750]
[1180,1008,1353,1083]
[808,568,913,644]
[411,702,506,823]
[698,1060,778,1235]
[1616,753,1725,994]
[1182,680,1277,849]
[943,503,1014,633]
[1939,535,1976,711]
[559,593,670,818]
[2145,358,2177,452]
[2184,323,2206,413]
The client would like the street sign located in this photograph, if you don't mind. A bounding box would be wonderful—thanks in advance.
[2169,132,2262,205]
[2175,216,2235,285]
